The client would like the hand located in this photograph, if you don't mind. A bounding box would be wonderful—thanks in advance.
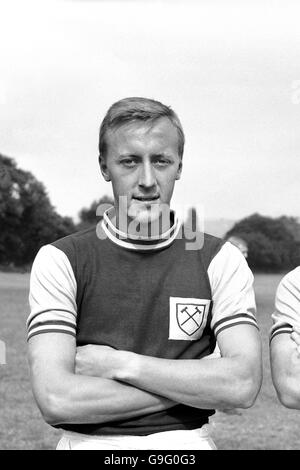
[75,345,124,379]
[290,326,300,356]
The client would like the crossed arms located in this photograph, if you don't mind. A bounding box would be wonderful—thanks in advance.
[28,323,262,426]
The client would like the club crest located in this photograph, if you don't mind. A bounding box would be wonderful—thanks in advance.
[169,297,211,341]
[176,304,204,336]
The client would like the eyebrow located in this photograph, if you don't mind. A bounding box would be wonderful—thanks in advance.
[152,153,173,159]
[118,153,173,159]
[117,154,140,162]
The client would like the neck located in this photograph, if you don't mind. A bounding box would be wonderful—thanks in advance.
[111,207,174,239]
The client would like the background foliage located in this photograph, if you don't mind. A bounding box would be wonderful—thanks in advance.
[225,213,300,272]
[0,154,75,268]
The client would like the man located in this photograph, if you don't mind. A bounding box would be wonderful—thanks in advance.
[226,235,248,259]
[27,97,262,450]
[270,266,300,409]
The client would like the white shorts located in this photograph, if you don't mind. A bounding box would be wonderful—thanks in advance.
[56,425,217,450]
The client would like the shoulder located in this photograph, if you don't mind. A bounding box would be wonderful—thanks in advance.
[202,232,225,252]
[271,266,300,337]
[51,225,102,263]
[207,241,254,299]
[208,240,251,274]
[52,226,98,251]
[278,266,300,288]
[276,266,300,300]
[31,226,102,276]
[180,227,225,265]
[178,228,246,273]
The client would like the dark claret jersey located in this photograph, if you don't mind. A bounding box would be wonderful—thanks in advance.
[270,266,300,342]
[27,210,258,436]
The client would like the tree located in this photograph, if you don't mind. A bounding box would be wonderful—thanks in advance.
[279,215,300,242]
[0,154,75,267]
[77,195,114,231]
[225,213,300,272]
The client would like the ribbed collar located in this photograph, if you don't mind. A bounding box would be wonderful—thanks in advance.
[101,207,181,251]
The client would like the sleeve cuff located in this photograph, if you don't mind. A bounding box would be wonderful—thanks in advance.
[27,309,77,341]
[212,312,259,337]
[269,323,293,343]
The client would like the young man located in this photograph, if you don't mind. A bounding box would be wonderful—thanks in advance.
[226,235,248,259]
[27,97,262,450]
[270,266,300,409]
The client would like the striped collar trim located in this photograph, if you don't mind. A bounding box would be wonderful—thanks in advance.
[102,207,181,251]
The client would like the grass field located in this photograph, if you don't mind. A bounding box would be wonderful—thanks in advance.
[0,271,299,450]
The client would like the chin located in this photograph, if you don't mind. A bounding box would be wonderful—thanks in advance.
[137,211,160,225]
[128,203,162,226]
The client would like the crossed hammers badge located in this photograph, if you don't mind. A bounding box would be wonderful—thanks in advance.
[176,304,205,336]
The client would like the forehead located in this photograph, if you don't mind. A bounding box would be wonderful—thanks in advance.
[105,117,179,154]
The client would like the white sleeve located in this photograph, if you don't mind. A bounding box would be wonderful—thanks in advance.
[270,267,300,342]
[208,242,258,338]
[27,244,77,341]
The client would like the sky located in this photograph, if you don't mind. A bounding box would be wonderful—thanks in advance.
[0,0,299,223]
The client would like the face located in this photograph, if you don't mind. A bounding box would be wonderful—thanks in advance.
[239,245,248,258]
[99,117,182,226]
[232,240,248,258]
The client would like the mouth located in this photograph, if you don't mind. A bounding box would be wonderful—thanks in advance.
[132,195,160,202]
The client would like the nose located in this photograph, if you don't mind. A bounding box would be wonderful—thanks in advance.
[138,161,157,190]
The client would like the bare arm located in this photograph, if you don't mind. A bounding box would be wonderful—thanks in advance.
[28,333,176,426]
[270,268,300,409]
[270,329,300,409]
[77,324,262,410]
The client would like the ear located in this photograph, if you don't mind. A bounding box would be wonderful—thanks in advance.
[175,159,183,180]
[98,155,111,182]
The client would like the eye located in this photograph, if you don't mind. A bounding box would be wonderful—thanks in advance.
[120,157,138,168]
[153,157,171,167]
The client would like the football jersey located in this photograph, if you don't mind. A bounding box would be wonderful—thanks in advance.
[270,266,300,342]
[27,209,258,435]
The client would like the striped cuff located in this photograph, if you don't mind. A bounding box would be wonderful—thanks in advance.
[212,313,259,337]
[27,310,77,341]
[270,323,293,343]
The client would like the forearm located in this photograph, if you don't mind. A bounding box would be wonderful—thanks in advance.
[270,334,300,409]
[31,370,175,426]
[28,334,176,426]
[113,352,260,410]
